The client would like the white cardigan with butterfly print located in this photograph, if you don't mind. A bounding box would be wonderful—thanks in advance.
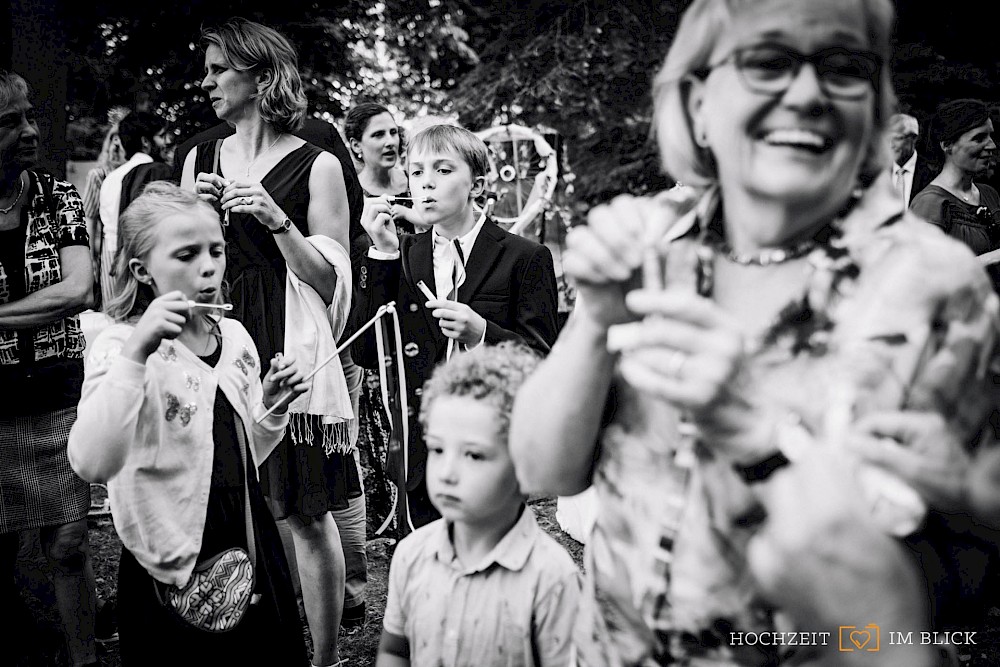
[68,318,287,586]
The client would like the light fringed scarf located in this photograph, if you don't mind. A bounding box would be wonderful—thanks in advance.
[283,236,355,455]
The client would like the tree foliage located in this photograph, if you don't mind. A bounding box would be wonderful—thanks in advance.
[65,0,477,143]
[447,0,684,207]
[64,0,1000,209]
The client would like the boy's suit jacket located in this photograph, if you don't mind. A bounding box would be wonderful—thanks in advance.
[351,220,560,489]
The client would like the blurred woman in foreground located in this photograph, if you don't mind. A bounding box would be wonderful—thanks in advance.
[509,1,1000,665]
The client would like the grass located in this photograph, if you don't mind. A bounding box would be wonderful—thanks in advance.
[9,497,999,666]
[7,497,576,667]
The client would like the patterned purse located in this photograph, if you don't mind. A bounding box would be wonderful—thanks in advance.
[157,547,255,632]
[154,414,257,632]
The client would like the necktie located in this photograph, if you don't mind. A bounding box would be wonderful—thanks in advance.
[442,238,467,361]
[433,234,467,301]
[451,239,466,301]
[894,167,907,205]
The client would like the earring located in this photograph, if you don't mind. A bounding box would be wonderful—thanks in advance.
[695,127,709,148]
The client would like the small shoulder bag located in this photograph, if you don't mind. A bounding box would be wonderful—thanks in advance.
[153,413,257,632]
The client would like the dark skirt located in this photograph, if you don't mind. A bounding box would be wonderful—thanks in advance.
[358,368,399,534]
[259,417,363,519]
[116,484,307,665]
[0,406,89,533]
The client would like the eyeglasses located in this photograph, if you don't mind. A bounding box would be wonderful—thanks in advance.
[703,44,880,101]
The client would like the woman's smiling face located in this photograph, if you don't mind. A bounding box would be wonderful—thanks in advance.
[946,120,996,177]
[689,0,877,216]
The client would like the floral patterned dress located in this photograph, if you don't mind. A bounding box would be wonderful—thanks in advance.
[576,183,1000,666]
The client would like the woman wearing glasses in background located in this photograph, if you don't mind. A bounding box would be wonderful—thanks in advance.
[911,99,1000,288]
[510,0,1000,665]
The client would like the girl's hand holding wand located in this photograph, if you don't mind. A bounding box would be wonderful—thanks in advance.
[262,353,308,415]
[122,291,191,363]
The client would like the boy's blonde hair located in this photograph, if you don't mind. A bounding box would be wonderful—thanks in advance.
[105,182,223,322]
[408,124,490,180]
[420,342,540,444]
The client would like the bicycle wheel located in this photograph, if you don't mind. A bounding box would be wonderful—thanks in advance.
[474,124,558,236]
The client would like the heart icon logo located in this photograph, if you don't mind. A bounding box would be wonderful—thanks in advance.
[850,630,871,650]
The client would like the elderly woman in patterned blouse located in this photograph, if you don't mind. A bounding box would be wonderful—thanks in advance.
[0,71,98,665]
[509,1,1000,665]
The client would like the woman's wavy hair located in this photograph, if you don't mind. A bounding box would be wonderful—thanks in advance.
[0,70,30,113]
[201,17,307,134]
[105,182,223,322]
[652,0,896,190]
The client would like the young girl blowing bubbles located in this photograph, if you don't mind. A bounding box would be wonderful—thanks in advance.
[68,183,309,663]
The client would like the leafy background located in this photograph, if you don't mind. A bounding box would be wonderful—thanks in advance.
[61,0,1000,214]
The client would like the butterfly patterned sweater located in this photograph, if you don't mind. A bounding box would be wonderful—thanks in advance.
[67,318,288,587]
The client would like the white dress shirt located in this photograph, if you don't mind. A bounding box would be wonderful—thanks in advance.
[892,150,918,205]
[368,212,489,349]
[430,213,487,301]
[99,152,153,252]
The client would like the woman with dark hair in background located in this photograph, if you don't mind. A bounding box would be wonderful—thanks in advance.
[181,17,355,667]
[0,70,99,667]
[344,102,423,233]
[910,99,1000,289]
[341,102,426,546]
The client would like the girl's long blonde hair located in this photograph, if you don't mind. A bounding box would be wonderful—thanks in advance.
[104,182,223,322]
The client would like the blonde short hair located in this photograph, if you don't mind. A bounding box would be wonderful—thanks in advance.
[420,342,541,445]
[408,124,490,180]
[201,18,307,134]
[653,0,896,189]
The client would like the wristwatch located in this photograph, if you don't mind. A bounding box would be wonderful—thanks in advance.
[269,217,293,234]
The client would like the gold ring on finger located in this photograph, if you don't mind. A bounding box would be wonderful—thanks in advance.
[666,349,687,377]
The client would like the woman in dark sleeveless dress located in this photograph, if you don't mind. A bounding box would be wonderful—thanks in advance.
[181,18,354,667]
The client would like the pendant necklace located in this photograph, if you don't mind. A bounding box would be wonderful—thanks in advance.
[716,238,819,266]
[245,134,283,178]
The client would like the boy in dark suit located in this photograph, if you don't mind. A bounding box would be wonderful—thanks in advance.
[352,125,559,529]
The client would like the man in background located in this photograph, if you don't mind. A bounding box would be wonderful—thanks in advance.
[888,113,935,207]
[96,111,171,306]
